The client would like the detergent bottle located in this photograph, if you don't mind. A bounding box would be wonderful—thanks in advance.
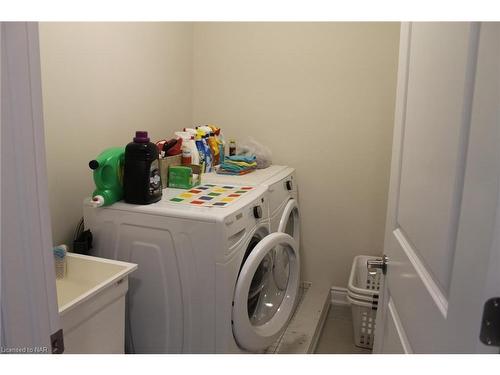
[202,134,213,172]
[209,125,224,165]
[229,139,237,156]
[216,127,226,164]
[206,128,220,165]
[175,131,200,165]
[88,147,125,207]
[196,128,213,172]
[123,131,162,205]
[195,133,206,172]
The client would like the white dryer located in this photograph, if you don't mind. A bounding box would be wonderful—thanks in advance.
[83,183,300,353]
[203,165,300,246]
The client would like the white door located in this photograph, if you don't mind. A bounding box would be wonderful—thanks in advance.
[1,22,63,353]
[374,22,500,354]
[232,232,300,352]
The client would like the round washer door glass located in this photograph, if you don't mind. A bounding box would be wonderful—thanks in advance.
[275,199,300,290]
[278,199,300,243]
[232,232,300,352]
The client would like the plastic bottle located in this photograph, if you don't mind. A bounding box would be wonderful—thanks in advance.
[229,140,236,156]
[205,132,219,165]
[209,125,225,165]
[202,135,213,172]
[175,131,200,165]
[123,131,162,205]
[88,147,125,207]
[195,134,206,171]
[217,128,226,164]
[181,147,192,165]
[188,136,200,165]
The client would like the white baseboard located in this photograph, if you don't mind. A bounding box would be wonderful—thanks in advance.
[330,286,349,306]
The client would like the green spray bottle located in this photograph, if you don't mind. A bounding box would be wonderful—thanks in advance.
[88,147,125,207]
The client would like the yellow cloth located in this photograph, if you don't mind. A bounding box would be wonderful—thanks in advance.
[224,160,257,168]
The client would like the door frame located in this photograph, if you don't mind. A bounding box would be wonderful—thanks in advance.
[1,22,61,353]
[374,22,500,354]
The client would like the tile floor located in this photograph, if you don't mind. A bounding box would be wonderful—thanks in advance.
[315,304,372,354]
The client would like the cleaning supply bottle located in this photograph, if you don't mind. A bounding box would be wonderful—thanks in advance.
[188,136,200,165]
[209,125,224,165]
[175,131,200,165]
[229,139,237,156]
[195,134,206,172]
[183,127,198,138]
[202,134,213,172]
[123,131,162,205]
[181,146,192,165]
[88,147,125,207]
[217,128,226,164]
[206,130,220,165]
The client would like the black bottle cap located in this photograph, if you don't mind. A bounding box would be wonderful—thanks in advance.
[89,160,99,170]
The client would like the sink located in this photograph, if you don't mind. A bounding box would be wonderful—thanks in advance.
[56,252,137,354]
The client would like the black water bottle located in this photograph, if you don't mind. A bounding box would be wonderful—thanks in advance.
[123,131,162,205]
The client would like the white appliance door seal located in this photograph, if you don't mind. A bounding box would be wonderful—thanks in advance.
[277,199,300,244]
[232,232,300,352]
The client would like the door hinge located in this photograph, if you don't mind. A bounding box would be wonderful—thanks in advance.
[50,329,64,354]
[479,297,500,347]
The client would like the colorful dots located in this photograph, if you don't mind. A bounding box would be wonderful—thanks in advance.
[169,184,249,208]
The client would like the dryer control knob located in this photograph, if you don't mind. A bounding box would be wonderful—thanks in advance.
[253,206,262,219]
[286,180,293,191]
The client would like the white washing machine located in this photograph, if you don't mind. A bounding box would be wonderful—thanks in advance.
[203,165,300,246]
[83,183,300,353]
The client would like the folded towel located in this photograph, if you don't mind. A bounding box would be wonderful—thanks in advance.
[216,165,256,175]
[220,164,249,172]
[216,167,256,176]
[224,160,257,168]
[226,155,256,163]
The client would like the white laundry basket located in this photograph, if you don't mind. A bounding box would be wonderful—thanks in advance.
[348,255,382,297]
[347,255,383,349]
[347,294,378,349]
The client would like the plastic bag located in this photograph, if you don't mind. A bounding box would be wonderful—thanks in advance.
[238,137,272,169]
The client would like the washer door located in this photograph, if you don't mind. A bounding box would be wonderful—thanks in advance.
[274,199,300,290]
[232,232,300,352]
[278,199,300,243]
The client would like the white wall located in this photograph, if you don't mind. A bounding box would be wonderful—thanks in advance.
[192,23,400,287]
[39,22,193,246]
[41,22,400,288]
